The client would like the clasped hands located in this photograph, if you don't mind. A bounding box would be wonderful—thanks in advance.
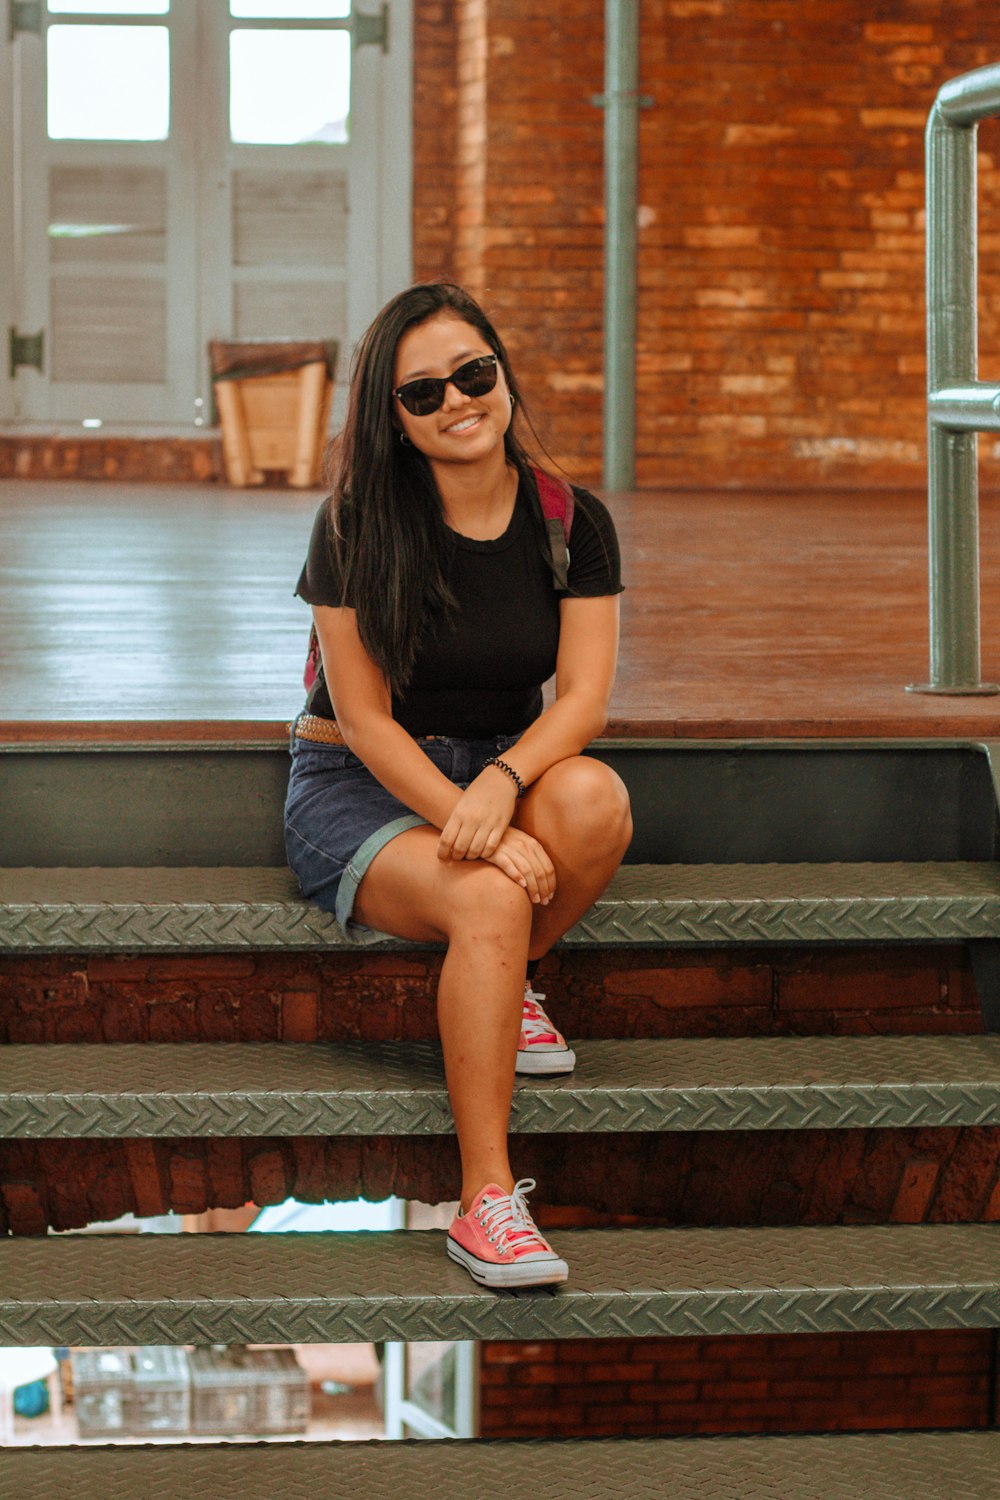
[437,766,556,905]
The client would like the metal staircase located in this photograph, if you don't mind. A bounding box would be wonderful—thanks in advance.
[5,1429,1000,1499]
[2,736,1000,1495]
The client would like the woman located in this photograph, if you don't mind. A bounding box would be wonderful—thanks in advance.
[285,282,632,1289]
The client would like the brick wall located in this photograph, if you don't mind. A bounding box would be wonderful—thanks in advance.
[2,946,981,1049]
[480,1331,996,1437]
[413,0,1000,488]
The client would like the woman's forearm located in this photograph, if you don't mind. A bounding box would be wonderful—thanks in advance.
[343,715,464,830]
[495,691,608,791]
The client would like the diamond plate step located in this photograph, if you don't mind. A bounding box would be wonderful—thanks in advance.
[2,1431,999,1500]
[4,1035,1000,1139]
[2,861,1000,950]
[2,1224,998,1347]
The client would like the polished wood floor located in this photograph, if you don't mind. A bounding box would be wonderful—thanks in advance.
[2,479,1000,740]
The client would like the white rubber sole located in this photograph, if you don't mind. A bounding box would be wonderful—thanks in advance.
[447,1237,569,1288]
[514,1045,577,1076]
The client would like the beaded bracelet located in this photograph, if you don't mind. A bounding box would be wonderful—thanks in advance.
[485,756,527,798]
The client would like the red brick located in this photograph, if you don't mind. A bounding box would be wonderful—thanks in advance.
[168,1152,209,1215]
[0,1181,49,1236]
[123,1139,170,1219]
[630,1381,700,1404]
[602,963,771,1009]
[282,990,319,1041]
[891,1159,941,1221]
[246,1149,291,1208]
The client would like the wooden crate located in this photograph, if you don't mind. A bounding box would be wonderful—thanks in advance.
[210,339,337,489]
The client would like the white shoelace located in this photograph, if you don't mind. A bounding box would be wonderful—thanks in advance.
[475,1178,547,1256]
[521,988,559,1044]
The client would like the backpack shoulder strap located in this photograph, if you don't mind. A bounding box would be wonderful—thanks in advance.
[303,623,322,694]
[532,467,575,590]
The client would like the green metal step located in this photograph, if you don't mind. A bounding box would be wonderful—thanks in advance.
[4,1035,1000,1138]
[2,861,1000,950]
[2,1224,998,1347]
[2,1431,999,1500]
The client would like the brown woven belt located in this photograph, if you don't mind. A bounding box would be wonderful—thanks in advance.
[292,713,348,745]
[291,713,441,746]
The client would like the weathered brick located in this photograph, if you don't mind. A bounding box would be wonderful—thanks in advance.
[281,989,319,1041]
[0,1181,49,1236]
[247,1149,292,1208]
[890,1159,941,1222]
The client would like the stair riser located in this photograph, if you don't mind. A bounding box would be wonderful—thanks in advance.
[4,742,999,865]
[5,1128,1000,1235]
[0,947,980,1046]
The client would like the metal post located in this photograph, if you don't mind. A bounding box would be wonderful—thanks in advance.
[909,62,1000,695]
[601,0,642,491]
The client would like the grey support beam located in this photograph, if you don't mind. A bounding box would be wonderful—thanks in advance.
[598,0,648,489]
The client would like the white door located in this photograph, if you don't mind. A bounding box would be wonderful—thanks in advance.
[383,1339,480,1440]
[4,0,411,427]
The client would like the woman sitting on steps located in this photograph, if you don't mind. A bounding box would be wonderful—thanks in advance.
[284,281,632,1289]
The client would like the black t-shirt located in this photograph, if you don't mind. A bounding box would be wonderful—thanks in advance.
[295,478,623,738]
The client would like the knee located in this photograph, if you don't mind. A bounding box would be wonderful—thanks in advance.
[444,863,533,942]
[535,757,632,850]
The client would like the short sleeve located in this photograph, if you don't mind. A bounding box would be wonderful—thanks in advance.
[563,488,624,597]
[295,498,348,607]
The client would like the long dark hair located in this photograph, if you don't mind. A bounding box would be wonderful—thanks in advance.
[325,281,552,695]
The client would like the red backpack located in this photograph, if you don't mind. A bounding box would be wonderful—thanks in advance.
[303,466,574,693]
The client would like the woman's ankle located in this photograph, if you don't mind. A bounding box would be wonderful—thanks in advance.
[460,1173,516,1214]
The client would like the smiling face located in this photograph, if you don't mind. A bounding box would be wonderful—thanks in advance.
[392,312,513,470]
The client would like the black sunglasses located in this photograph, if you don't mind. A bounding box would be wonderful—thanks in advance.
[394,354,499,417]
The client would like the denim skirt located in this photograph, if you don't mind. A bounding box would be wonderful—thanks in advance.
[284,727,523,945]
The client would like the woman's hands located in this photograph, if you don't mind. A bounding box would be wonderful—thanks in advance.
[438,765,518,862]
[484,826,556,905]
[437,767,556,904]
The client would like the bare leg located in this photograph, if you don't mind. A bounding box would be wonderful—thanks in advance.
[352,826,532,1209]
[514,756,633,958]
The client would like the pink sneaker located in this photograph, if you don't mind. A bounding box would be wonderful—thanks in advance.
[447,1178,569,1288]
[516,986,576,1076]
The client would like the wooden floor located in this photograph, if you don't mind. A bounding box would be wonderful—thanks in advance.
[2,479,1000,740]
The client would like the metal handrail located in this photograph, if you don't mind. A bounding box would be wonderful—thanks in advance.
[910,62,1000,695]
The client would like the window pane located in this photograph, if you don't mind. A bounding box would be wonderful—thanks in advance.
[49,1,169,13]
[230,31,350,145]
[231,1,349,16]
[48,26,169,141]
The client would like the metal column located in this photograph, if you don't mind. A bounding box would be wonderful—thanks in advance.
[600,0,644,491]
[910,62,1000,695]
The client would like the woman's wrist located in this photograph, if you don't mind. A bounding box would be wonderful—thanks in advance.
[484,756,527,798]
